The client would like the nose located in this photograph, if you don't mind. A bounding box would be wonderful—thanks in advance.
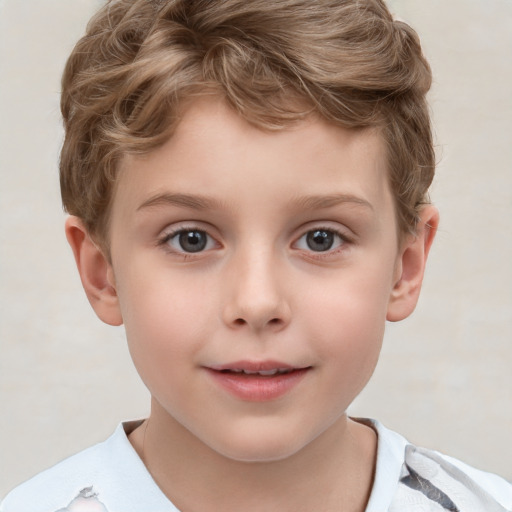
[221,247,291,333]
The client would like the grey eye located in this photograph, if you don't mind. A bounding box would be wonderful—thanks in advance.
[168,230,211,253]
[294,229,345,253]
[306,230,335,252]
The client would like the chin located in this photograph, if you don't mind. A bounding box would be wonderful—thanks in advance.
[207,428,313,464]
[218,444,302,464]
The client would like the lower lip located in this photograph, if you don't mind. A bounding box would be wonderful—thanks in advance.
[206,368,310,402]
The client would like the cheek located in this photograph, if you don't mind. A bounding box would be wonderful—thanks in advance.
[115,266,218,379]
[301,269,391,369]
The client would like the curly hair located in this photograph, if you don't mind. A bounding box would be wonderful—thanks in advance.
[60,0,434,247]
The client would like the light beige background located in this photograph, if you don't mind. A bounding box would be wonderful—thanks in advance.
[1,0,511,498]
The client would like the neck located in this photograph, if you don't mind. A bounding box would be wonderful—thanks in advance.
[129,401,377,512]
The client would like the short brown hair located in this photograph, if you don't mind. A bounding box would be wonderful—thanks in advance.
[60,0,434,247]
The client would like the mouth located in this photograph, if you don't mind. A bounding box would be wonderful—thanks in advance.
[205,361,311,401]
[208,360,310,376]
[217,368,297,377]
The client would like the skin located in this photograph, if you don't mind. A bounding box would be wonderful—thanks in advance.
[66,98,438,511]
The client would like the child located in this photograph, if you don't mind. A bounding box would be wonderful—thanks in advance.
[1,0,511,510]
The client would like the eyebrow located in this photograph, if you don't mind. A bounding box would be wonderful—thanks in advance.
[137,193,224,212]
[137,192,373,213]
[293,194,374,211]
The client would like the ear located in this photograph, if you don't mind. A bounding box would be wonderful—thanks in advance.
[65,216,123,326]
[386,205,439,322]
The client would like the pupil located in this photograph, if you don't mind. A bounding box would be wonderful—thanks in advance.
[307,230,334,252]
[179,231,207,252]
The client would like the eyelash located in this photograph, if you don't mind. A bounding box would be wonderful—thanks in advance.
[157,225,352,258]
[157,226,217,257]
[293,226,351,258]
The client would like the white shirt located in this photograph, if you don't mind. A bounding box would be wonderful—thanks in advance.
[2,419,511,511]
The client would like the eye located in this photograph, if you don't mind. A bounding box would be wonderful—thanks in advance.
[164,229,216,253]
[295,229,345,252]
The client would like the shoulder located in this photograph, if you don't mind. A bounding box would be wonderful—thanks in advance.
[1,434,115,512]
[442,451,512,507]
[0,421,173,512]
[362,419,512,512]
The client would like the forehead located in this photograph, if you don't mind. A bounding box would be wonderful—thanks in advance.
[114,97,392,220]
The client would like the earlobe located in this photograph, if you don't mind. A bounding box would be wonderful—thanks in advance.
[386,205,439,322]
[65,216,123,326]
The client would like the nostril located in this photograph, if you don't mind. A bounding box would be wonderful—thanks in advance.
[232,317,282,327]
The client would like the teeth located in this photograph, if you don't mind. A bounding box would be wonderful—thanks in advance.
[218,367,296,375]
[255,369,279,376]
[239,368,292,376]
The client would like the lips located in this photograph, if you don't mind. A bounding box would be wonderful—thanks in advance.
[205,361,310,401]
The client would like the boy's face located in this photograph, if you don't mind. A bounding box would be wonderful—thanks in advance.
[88,98,428,462]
